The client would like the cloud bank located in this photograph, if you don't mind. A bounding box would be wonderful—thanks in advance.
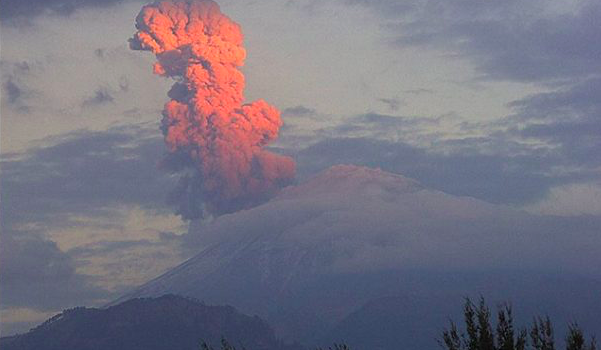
[0,125,189,335]
[0,0,128,20]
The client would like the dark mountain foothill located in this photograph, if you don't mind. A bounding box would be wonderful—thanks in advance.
[0,294,302,350]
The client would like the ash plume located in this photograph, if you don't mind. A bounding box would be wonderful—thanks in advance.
[130,0,295,219]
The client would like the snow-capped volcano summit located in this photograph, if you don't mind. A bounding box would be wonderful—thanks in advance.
[278,164,422,198]
[118,165,601,349]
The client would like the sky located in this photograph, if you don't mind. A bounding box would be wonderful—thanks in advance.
[1,0,601,336]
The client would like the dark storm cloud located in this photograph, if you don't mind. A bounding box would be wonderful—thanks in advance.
[0,124,175,231]
[0,229,109,311]
[0,0,130,20]
[347,0,601,83]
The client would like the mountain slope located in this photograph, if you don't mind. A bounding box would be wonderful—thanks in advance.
[324,273,601,350]
[117,165,601,348]
[0,295,300,350]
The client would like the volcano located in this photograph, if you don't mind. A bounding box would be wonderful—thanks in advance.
[117,165,601,349]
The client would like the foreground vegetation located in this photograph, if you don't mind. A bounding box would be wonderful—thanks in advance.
[203,297,596,350]
[441,297,596,350]
[200,339,351,350]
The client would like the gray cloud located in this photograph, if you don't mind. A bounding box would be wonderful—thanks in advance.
[287,66,601,204]
[0,0,130,20]
[0,124,175,231]
[282,105,318,118]
[283,0,600,193]
[82,87,115,106]
[67,231,187,293]
[0,125,189,334]
[4,78,24,104]
[94,48,107,59]
[348,0,601,83]
[341,113,438,130]
[1,60,36,112]
[1,60,33,75]
[69,232,180,259]
[81,79,130,107]
[118,75,129,92]
[507,77,601,168]
[295,137,560,205]
[296,113,445,148]
[0,229,109,311]
[403,88,433,95]
[377,98,402,112]
[510,78,601,120]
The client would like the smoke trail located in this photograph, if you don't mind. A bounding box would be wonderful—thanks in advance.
[130,0,295,218]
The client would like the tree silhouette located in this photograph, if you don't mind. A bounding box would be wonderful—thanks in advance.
[200,337,245,350]
[566,324,596,350]
[440,297,596,350]
[531,317,555,350]
[316,344,351,350]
